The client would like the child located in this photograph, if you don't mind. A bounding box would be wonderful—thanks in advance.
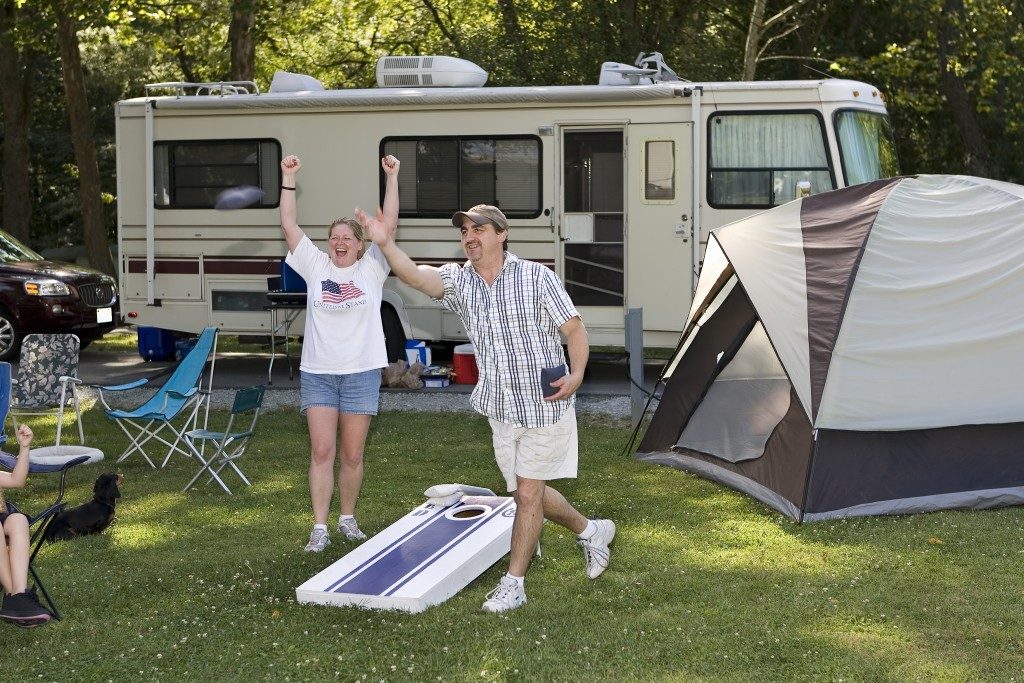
[0,424,51,627]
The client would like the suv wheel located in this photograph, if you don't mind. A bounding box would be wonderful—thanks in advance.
[0,307,20,361]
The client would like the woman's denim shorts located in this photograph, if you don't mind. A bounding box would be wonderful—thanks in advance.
[300,368,382,415]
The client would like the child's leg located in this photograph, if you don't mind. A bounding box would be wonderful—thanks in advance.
[0,531,12,594]
[0,514,30,595]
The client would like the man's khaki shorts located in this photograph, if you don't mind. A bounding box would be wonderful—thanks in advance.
[488,408,578,492]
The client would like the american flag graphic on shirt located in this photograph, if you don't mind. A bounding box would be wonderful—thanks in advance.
[321,279,365,304]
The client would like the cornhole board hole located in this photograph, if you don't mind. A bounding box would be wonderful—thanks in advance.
[296,484,516,612]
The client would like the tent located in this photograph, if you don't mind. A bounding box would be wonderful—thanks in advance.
[636,175,1024,521]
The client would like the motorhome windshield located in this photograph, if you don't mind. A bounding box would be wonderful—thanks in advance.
[835,110,900,185]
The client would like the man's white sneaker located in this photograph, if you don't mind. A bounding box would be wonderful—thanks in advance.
[337,517,367,541]
[481,576,527,613]
[578,519,615,579]
[304,527,331,552]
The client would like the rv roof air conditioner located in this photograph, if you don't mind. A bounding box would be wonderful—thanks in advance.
[375,56,488,88]
[269,71,326,93]
[599,51,684,86]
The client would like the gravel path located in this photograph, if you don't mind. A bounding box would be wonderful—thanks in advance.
[77,386,639,421]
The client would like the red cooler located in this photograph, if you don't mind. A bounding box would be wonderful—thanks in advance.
[452,343,478,384]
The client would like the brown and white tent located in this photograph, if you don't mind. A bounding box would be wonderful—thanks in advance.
[636,175,1024,521]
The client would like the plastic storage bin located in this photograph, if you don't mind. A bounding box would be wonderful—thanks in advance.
[452,343,478,384]
[175,337,198,361]
[137,326,176,361]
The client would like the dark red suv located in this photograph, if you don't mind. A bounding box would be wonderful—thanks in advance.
[0,230,120,361]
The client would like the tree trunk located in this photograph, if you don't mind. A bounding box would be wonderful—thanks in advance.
[742,0,766,79]
[937,0,1001,178]
[228,0,256,82]
[0,1,35,242]
[496,0,530,81]
[55,12,114,275]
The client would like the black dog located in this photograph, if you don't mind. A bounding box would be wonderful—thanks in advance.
[44,473,123,542]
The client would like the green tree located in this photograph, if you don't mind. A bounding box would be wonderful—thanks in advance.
[0,0,40,242]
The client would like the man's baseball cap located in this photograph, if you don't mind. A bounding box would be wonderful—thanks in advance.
[451,204,509,232]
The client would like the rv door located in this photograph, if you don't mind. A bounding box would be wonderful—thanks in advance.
[625,123,694,333]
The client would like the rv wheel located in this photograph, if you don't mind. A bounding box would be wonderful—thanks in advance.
[381,304,406,364]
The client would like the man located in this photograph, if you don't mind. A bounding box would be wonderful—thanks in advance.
[357,202,615,613]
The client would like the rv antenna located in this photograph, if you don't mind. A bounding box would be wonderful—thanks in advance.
[803,63,835,79]
[635,52,688,83]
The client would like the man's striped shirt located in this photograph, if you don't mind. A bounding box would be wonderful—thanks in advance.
[436,253,580,428]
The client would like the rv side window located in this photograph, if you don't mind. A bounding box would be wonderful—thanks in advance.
[645,140,675,201]
[708,112,833,208]
[382,136,541,218]
[153,140,281,209]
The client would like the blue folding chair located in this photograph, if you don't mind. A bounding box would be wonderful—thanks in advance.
[94,327,219,468]
[0,361,89,621]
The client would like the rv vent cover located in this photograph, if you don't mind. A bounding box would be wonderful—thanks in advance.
[375,55,487,88]
[269,71,326,93]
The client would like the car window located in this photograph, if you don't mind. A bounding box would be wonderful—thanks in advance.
[0,230,43,263]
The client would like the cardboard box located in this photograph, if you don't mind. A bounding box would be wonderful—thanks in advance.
[422,376,450,388]
[405,340,432,366]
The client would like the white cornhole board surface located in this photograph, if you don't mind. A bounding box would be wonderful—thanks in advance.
[296,485,516,612]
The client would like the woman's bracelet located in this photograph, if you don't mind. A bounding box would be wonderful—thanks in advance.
[281,185,296,191]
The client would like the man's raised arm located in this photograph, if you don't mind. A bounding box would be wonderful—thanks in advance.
[356,205,445,300]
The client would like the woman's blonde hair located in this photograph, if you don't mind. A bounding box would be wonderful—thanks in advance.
[327,217,366,258]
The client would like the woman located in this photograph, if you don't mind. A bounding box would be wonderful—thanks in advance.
[279,153,399,552]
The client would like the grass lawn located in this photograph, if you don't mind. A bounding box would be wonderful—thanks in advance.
[3,407,1024,681]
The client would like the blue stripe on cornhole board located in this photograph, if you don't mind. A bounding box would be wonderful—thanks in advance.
[324,503,453,593]
[332,498,515,597]
[382,498,516,597]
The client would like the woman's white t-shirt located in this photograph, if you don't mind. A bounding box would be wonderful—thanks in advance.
[285,235,390,375]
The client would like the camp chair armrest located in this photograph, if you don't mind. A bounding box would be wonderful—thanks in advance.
[93,377,150,392]
[165,387,199,401]
[0,452,91,473]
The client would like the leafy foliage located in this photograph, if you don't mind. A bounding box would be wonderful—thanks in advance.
[2,0,1024,256]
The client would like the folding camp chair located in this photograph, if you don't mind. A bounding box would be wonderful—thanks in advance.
[94,327,219,468]
[182,385,265,494]
[0,361,90,621]
[8,334,84,446]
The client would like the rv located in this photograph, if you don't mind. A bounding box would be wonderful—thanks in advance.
[114,54,898,355]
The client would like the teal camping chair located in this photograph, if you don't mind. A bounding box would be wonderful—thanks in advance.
[182,385,266,494]
[0,361,90,620]
[94,327,218,468]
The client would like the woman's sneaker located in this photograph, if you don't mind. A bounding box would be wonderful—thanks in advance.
[337,517,367,541]
[578,519,616,579]
[0,588,52,628]
[481,576,527,613]
[304,527,331,552]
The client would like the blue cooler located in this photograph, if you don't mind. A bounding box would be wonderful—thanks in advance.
[137,326,176,361]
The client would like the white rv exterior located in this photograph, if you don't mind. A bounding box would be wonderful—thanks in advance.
[114,62,896,349]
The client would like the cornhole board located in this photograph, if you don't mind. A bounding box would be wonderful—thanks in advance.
[296,485,516,612]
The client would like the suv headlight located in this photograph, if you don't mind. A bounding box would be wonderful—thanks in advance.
[24,279,71,296]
